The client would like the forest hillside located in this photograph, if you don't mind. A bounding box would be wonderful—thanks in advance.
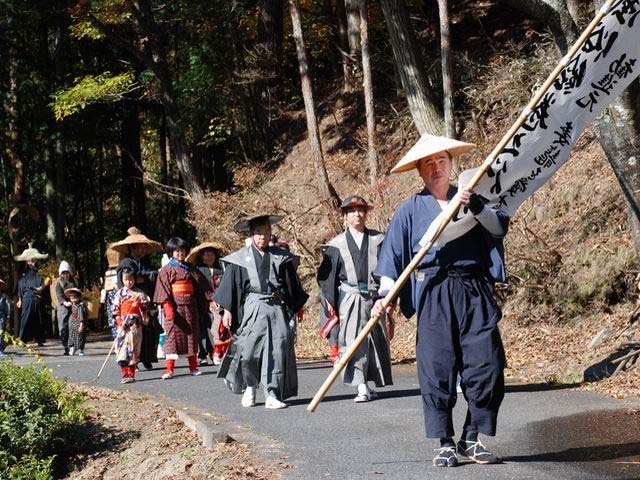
[191,32,640,397]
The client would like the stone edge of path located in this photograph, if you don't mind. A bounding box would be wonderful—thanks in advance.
[165,394,284,456]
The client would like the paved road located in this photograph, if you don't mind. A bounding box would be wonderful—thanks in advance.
[9,340,640,480]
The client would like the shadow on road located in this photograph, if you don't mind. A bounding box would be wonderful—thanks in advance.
[504,441,640,463]
[508,408,640,479]
[505,382,582,393]
[288,388,422,407]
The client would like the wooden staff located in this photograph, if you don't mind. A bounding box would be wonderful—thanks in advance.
[95,338,117,380]
[307,0,617,413]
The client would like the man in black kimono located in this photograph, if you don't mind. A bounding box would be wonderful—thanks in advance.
[317,196,393,403]
[216,214,308,409]
[15,244,49,346]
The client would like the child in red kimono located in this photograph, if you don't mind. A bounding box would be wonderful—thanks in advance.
[154,237,214,379]
[112,268,150,383]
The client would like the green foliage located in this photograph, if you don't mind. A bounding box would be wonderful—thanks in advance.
[0,361,87,480]
[51,71,137,120]
[69,0,132,40]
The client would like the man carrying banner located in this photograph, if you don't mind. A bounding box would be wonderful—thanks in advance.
[317,196,393,403]
[373,135,509,467]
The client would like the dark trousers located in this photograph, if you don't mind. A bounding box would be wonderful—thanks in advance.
[56,305,70,349]
[416,268,505,439]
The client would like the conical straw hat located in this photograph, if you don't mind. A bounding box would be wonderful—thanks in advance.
[14,243,48,262]
[63,287,83,298]
[105,247,125,268]
[109,227,162,256]
[390,134,475,174]
[186,241,226,265]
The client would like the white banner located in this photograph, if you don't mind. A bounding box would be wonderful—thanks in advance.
[421,1,640,248]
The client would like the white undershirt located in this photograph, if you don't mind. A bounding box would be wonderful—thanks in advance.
[348,227,364,249]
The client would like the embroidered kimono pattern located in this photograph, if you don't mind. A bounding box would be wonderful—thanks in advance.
[112,286,150,366]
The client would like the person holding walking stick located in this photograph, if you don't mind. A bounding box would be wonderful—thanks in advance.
[372,134,509,468]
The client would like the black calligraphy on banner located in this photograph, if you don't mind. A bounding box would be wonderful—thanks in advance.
[487,155,509,195]
[555,55,587,94]
[610,0,640,27]
[577,53,637,112]
[583,24,619,62]
[523,92,556,131]
[505,122,574,200]
[501,132,527,158]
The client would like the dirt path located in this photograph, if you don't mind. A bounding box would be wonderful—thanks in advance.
[61,386,285,480]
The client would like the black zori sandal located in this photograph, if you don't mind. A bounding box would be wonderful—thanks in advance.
[456,440,501,464]
[433,446,458,467]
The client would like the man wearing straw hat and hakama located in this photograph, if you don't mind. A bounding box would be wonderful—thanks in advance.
[15,244,50,346]
[317,195,393,403]
[216,214,308,409]
[110,227,163,369]
[373,134,508,467]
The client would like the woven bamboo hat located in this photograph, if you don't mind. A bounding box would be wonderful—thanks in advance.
[109,227,162,257]
[390,134,475,174]
[186,241,226,265]
[105,247,125,268]
[14,243,48,262]
[234,214,283,233]
[64,287,83,298]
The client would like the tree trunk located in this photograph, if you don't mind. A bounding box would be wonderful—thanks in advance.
[258,0,284,76]
[380,0,444,135]
[229,0,259,161]
[161,81,204,200]
[121,103,147,229]
[437,0,455,139]
[6,45,24,335]
[89,0,205,200]
[6,47,26,206]
[289,0,341,233]
[504,0,578,54]
[345,0,361,83]
[592,84,640,258]
[359,0,378,185]
[336,0,356,93]
[255,0,284,152]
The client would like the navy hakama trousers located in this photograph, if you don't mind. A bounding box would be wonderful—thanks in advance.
[416,267,505,438]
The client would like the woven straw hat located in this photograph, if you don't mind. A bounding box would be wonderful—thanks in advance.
[109,227,162,257]
[186,241,226,265]
[105,247,125,268]
[64,287,83,298]
[234,214,283,233]
[390,134,475,174]
[14,243,48,262]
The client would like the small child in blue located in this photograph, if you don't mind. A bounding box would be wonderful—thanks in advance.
[0,279,12,359]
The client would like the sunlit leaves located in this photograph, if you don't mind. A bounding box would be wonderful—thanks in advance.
[51,71,137,120]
